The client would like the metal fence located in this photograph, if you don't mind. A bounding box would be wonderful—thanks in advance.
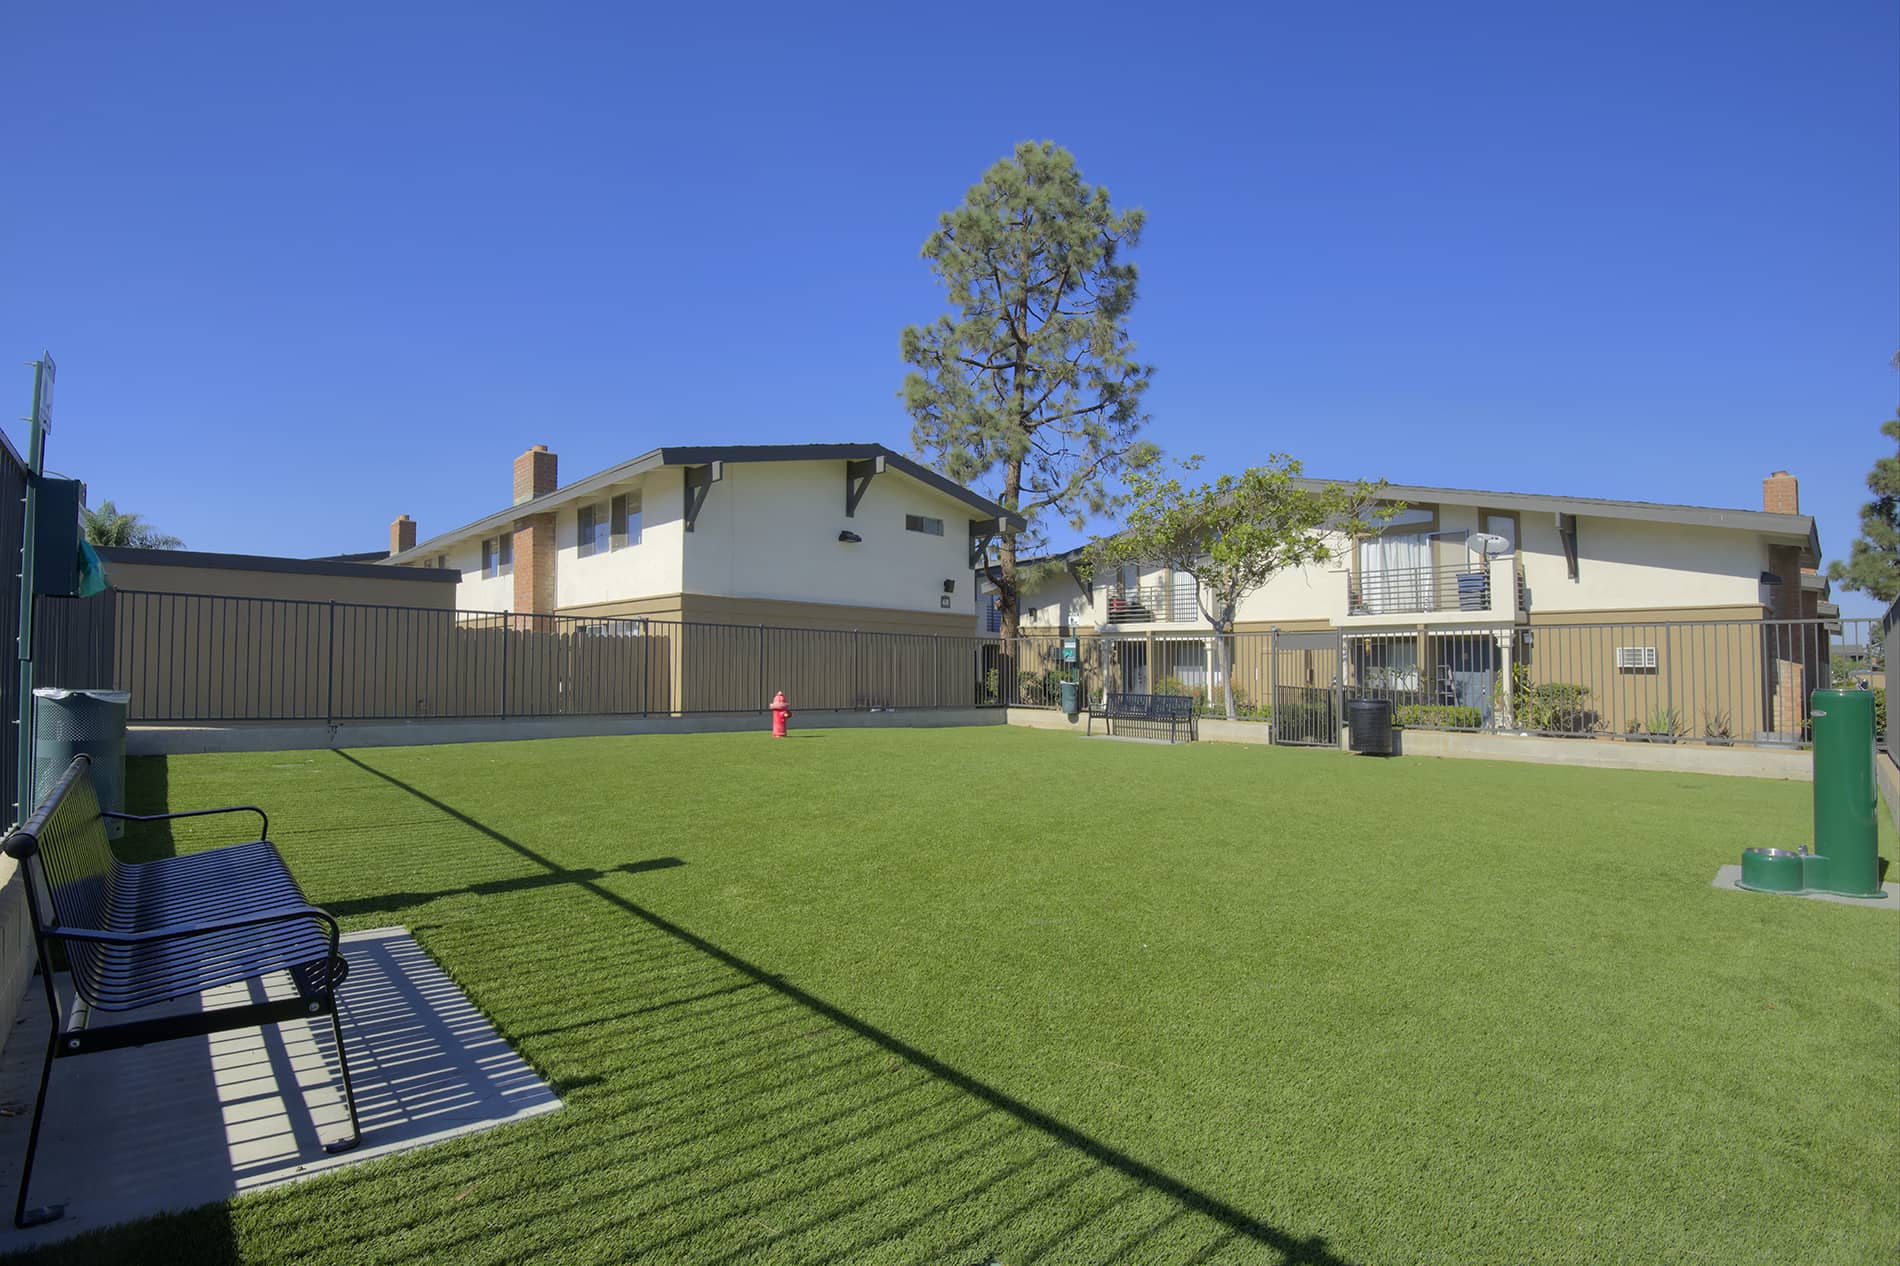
[0,441,25,821]
[999,615,1876,749]
[32,587,1882,751]
[41,590,1004,724]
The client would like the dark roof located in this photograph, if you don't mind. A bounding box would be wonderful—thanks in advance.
[391,443,1025,562]
[98,546,462,583]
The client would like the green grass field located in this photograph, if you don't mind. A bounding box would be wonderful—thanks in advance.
[10,727,1897,1265]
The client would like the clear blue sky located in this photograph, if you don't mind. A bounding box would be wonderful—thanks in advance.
[6,2,1896,614]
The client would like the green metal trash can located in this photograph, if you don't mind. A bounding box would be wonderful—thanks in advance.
[34,688,130,839]
[1059,679,1080,718]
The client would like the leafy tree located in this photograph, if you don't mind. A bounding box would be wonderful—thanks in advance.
[1089,457,1388,720]
[1827,411,1900,604]
[82,500,183,550]
[901,141,1156,640]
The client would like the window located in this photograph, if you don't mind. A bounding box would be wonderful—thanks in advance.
[611,492,641,549]
[481,533,513,579]
[578,502,610,558]
[1483,514,1518,554]
[906,514,945,536]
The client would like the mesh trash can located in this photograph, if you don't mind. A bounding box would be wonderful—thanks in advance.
[34,688,130,838]
[1347,697,1396,755]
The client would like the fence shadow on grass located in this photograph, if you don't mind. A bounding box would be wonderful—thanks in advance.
[293,748,1360,1266]
[321,856,686,921]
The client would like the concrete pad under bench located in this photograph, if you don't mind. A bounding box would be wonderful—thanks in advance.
[0,927,560,1249]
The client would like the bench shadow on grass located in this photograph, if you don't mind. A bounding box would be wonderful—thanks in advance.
[261,748,1356,1266]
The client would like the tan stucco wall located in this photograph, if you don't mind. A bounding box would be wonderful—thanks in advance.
[567,593,975,637]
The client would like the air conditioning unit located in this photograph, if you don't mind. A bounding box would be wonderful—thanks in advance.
[1614,646,1658,671]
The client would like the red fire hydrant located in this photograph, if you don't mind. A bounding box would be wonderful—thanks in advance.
[770,690,791,738]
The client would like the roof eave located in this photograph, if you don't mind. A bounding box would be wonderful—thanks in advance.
[387,443,1022,563]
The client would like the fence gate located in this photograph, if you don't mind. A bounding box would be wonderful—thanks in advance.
[1269,630,1343,747]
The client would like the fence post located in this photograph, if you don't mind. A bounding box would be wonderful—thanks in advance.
[324,601,336,728]
[1267,627,1279,741]
[1335,637,1348,750]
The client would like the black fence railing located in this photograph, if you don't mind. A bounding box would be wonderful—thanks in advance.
[41,590,1005,724]
[998,615,1875,748]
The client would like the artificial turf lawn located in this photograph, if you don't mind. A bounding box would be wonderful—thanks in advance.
[6,727,1896,1265]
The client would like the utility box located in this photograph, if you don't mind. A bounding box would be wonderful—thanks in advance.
[32,478,83,597]
[33,688,130,838]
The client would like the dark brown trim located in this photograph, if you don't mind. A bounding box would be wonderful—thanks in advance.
[96,547,462,583]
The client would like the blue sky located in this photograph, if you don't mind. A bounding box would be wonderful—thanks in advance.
[6,2,1895,613]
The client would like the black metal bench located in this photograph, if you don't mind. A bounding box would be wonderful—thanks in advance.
[2,754,360,1228]
[1086,691,1198,743]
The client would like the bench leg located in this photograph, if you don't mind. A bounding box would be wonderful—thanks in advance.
[13,1032,63,1229]
[323,1004,363,1154]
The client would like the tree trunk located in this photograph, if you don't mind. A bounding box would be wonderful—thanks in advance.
[999,455,1023,642]
[1218,603,1238,721]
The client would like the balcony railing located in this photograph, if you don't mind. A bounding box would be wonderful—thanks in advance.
[1350,563,1492,616]
[1107,585,1172,624]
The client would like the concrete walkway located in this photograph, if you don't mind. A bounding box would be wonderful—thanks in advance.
[0,927,560,1249]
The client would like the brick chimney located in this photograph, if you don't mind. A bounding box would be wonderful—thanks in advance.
[510,446,559,618]
[1763,470,1799,516]
[390,514,417,555]
[514,444,558,504]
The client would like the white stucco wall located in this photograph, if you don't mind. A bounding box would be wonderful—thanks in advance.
[554,470,685,610]
[1517,513,1767,614]
[1012,506,1776,632]
[448,536,514,614]
[683,460,979,617]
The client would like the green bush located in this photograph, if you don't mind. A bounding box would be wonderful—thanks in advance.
[1512,665,1594,733]
[1395,703,1482,730]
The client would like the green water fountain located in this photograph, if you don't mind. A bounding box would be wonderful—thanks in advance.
[1739,688,1887,899]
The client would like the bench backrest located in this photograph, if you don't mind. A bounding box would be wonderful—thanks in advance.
[4,756,117,985]
[1107,692,1194,719]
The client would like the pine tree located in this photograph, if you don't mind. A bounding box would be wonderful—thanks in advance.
[1827,411,1900,604]
[901,142,1155,640]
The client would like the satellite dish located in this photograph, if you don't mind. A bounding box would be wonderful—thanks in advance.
[1467,532,1512,558]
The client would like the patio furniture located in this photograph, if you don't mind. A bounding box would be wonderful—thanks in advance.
[1087,692,1197,743]
[2,754,361,1228]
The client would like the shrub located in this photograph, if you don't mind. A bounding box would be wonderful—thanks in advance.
[1512,665,1593,733]
[1877,688,1888,746]
[1395,703,1482,730]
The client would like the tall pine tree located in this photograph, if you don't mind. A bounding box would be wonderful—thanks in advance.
[1827,411,1900,604]
[901,142,1155,640]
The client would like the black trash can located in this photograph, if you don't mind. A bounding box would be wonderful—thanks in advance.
[1347,697,1396,756]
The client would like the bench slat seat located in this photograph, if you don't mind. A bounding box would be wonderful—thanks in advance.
[2,755,360,1228]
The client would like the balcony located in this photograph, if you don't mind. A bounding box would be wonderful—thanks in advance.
[1106,583,1198,625]
[1347,560,1521,622]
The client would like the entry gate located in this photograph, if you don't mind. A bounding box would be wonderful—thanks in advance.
[1269,630,1343,747]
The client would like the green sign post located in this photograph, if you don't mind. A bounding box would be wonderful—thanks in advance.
[15,353,52,824]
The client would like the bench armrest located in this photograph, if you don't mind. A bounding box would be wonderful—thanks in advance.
[51,904,336,948]
[101,805,268,840]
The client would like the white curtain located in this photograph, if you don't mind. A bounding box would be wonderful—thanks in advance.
[1359,533,1431,614]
